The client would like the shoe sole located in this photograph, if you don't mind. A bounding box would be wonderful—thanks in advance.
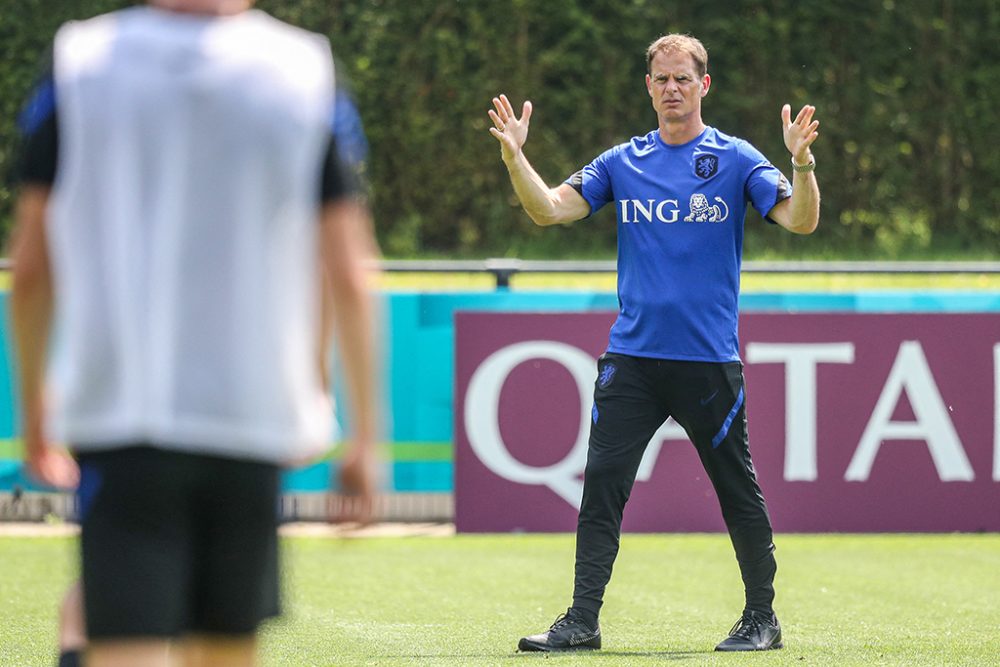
[715,642,783,652]
[518,638,600,652]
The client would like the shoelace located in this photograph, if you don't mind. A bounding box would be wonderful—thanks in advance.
[549,613,572,631]
[729,614,762,640]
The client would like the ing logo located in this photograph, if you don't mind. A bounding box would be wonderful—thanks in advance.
[619,194,731,224]
[683,194,729,223]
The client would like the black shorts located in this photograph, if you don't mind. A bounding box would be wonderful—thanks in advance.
[75,445,281,639]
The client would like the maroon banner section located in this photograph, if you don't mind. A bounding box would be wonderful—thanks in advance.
[454,312,1000,533]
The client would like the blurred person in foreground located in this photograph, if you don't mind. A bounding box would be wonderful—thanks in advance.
[489,33,820,652]
[9,0,380,665]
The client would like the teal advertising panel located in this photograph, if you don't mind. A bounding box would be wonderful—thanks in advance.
[2,290,999,493]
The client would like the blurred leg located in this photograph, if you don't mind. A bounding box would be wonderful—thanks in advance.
[176,636,258,667]
[86,640,171,667]
[58,580,86,653]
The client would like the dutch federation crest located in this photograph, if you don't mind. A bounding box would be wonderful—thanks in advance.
[694,154,719,179]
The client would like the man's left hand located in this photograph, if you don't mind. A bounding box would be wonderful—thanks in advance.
[25,437,79,490]
[328,441,378,525]
[781,104,819,165]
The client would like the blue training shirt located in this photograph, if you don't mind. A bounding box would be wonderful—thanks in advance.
[568,126,791,362]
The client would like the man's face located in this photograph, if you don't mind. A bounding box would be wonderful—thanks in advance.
[645,50,710,123]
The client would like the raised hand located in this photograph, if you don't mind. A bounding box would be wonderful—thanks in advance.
[488,94,532,162]
[781,104,819,165]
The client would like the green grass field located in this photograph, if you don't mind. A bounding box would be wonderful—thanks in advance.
[1,268,997,666]
[2,533,999,666]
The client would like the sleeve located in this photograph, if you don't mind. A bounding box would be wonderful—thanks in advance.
[739,140,791,224]
[320,63,369,204]
[564,146,618,218]
[320,134,362,203]
[9,66,59,187]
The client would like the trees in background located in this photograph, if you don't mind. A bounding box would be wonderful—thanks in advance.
[2,0,997,258]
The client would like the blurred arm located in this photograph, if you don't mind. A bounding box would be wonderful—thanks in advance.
[320,197,380,520]
[9,185,78,488]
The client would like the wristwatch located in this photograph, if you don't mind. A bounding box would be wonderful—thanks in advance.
[791,155,816,173]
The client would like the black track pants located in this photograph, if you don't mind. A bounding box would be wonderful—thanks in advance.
[572,353,776,616]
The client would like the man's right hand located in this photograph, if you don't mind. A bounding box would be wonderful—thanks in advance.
[488,94,532,163]
[486,94,589,227]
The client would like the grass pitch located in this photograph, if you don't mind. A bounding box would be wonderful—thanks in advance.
[1,532,998,666]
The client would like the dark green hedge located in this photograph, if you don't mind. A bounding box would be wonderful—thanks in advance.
[3,0,998,258]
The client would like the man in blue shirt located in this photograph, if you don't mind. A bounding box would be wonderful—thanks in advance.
[489,33,820,653]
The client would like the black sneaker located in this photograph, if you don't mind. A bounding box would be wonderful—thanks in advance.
[517,608,601,652]
[714,610,783,651]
